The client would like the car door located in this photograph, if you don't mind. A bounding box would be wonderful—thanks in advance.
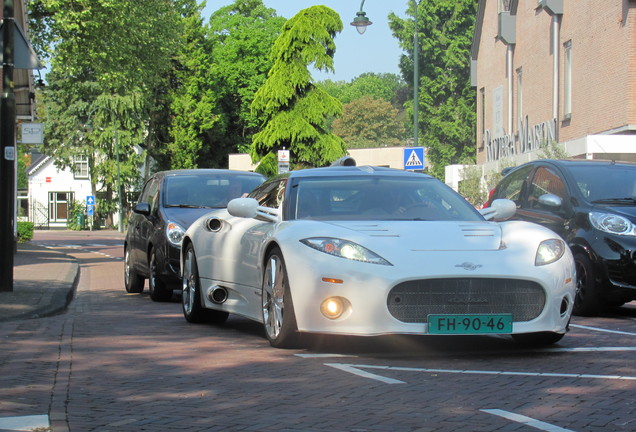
[130,176,160,273]
[516,165,573,238]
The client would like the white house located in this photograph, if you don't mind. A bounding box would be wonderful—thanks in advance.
[26,153,106,229]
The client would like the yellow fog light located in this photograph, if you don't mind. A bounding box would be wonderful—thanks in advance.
[320,297,349,320]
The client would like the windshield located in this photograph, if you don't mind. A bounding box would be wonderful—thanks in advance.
[289,176,483,221]
[568,165,636,203]
[165,174,263,208]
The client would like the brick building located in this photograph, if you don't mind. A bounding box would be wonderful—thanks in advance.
[470,0,636,175]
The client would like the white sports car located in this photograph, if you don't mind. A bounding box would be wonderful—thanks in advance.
[180,162,576,348]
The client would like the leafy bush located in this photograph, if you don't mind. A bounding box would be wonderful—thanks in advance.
[17,221,34,242]
[67,200,86,230]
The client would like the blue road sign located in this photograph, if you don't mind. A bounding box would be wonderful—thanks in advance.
[404,147,424,170]
[86,195,96,206]
[87,206,94,216]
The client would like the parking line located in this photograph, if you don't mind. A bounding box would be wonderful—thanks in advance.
[570,324,636,336]
[481,409,575,432]
[325,363,636,384]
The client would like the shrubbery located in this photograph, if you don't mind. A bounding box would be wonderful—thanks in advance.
[17,221,34,242]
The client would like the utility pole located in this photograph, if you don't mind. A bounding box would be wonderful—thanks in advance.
[0,0,16,292]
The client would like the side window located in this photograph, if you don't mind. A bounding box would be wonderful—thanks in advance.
[494,166,532,205]
[248,178,287,209]
[139,177,160,211]
[527,167,566,209]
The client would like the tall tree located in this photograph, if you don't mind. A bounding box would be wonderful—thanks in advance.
[389,0,477,178]
[250,5,346,176]
[332,96,407,148]
[29,0,181,222]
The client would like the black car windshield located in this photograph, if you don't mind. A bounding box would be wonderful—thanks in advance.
[165,174,263,208]
[568,165,636,203]
[290,176,483,221]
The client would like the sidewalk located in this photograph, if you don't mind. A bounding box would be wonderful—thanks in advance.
[0,242,79,322]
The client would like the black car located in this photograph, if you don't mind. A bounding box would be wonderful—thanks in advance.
[124,169,265,301]
[485,159,636,316]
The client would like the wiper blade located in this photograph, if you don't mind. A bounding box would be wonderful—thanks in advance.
[591,197,636,205]
[165,204,208,208]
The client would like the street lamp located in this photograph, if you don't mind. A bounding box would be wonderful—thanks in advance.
[350,0,372,35]
[85,107,123,233]
[352,1,420,148]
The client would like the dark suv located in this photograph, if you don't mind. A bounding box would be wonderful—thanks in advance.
[124,169,265,301]
[485,159,636,316]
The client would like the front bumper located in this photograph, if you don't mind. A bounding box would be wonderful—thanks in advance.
[285,249,575,337]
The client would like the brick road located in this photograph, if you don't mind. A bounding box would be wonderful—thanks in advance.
[1,232,635,431]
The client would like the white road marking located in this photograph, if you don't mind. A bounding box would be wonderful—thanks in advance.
[540,346,636,352]
[325,363,405,384]
[570,323,636,336]
[482,409,575,432]
[325,363,636,384]
[0,414,49,431]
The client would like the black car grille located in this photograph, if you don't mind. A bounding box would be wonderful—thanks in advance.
[387,278,546,323]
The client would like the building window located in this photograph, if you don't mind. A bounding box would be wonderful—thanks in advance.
[498,0,511,12]
[516,68,523,129]
[480,87,486,148]
[49,192,73,222]
[73,155,89,179]
[563,40,572,120]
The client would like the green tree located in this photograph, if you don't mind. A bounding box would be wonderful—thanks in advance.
[250,6,347,176]
[332,96,406,148]
[321,73,407,107]
[30,0,181,222]
[389,0,477,179]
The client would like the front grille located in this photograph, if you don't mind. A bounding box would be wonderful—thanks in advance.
[387,278,545,323]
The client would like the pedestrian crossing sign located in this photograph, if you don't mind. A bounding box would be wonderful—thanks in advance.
[404,147,424,170]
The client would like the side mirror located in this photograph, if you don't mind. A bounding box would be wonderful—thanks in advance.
[479,199,516,221]
[227,197,259,218]
[538,193,562,208]
[133,202,151,216]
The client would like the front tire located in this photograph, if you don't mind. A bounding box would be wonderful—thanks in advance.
[512,332,564,346]
[149,248,173,302]
[573,252,600,316]
[124,247,144,293]
[262,248,298,348]
[182,244,228,324]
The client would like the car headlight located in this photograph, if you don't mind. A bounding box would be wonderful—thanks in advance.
[535,238,565,266]
[300,237,392,265]
[589,212,635,236]
[166,221,185,247]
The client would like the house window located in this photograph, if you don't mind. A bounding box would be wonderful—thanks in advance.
[563,40,572,119]
[516,67,523,128]
[49,192,73,222]
[73,155,89,179]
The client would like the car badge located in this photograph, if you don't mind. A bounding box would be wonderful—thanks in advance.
[455,262,482,271]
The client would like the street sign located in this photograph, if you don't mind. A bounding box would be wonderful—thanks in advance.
[86,195,96,206]
[20,122,43,144]
[278,149,290,174]
[404,147,424,170]
[87,206,94,216]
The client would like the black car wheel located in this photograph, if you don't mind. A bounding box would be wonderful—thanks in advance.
[262,247,298,348]
[573,252,600,316]
[182,243,229,324]
[124,247,144,293]
[149,248,173,302]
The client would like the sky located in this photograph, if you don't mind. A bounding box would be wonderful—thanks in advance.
[203,0,408,82]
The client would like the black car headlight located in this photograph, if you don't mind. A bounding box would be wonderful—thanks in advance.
[166,221,186,247]
[300,237,392,265]
[535,238,565,266]
[589,212,635,236]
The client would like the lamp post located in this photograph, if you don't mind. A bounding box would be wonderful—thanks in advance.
[86,107,123,233]
[350,0,372,35]
[352,1,420,148]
